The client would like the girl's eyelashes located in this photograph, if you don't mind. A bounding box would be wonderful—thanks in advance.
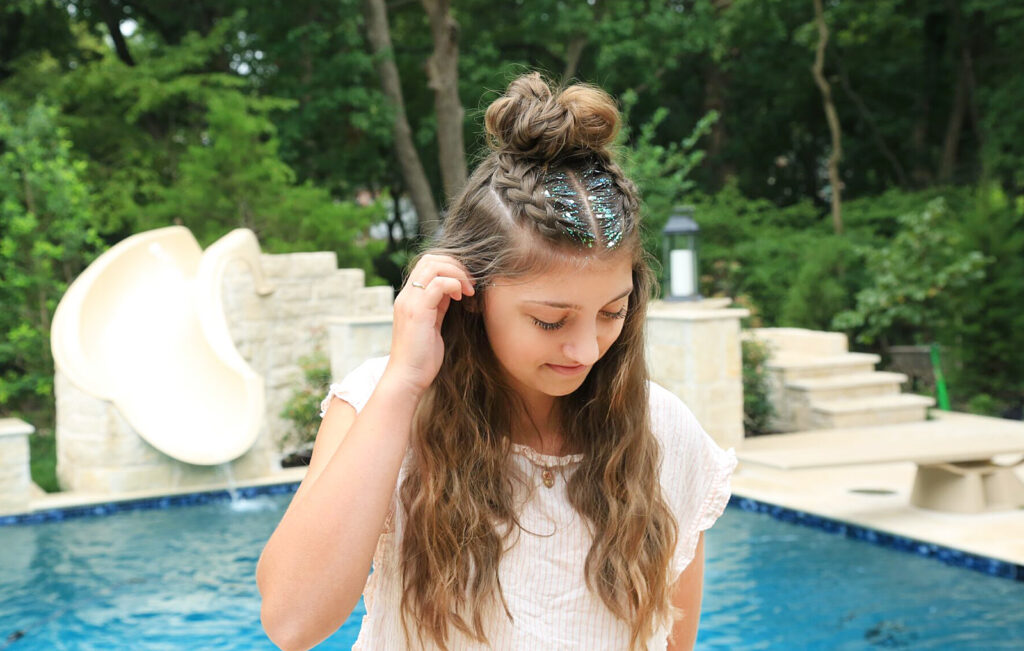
[531,307,628,331]
[531,318,563,331]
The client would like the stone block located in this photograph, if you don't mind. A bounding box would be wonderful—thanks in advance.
[267,366,303,389]
[328,318,393,381]
[355,286,394,316]
[69,464,177,494]
[230,447,280,479]
[288,252,339,278]
[259,254,292,278]
[271,282,313,303]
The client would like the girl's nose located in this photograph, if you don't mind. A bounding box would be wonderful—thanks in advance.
[563,328,600,367]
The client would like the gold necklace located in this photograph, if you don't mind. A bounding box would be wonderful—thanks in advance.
[520,413,559,489]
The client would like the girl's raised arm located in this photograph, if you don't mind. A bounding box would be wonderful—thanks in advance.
[256,254,474,651]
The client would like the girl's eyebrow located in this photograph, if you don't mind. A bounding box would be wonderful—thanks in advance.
[521,287,632,311]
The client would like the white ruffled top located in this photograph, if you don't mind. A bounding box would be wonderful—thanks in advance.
[319,355,737,650]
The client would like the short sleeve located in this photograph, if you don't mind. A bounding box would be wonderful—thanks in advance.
[319,355,391,418]
[648,382,738,583]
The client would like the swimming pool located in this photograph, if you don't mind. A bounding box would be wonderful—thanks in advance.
[1,490,1021,650]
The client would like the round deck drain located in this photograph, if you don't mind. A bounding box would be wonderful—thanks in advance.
[848,488,897,496]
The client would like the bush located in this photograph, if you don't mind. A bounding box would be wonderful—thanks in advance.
[278,348,332,459]
[689,181,826,323]
[0,102,104,416]
[941,184,1024,404]
[29,427,58,493]
[832,197,989,346]
[780,235,866,331]
[742,337,776,437]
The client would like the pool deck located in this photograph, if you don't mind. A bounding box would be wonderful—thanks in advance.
[732,412,1024,567]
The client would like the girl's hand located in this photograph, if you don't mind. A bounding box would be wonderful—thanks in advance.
[384,254,475,395]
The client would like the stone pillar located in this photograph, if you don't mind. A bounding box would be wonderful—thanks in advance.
[0,418,33,514]
[328,316,394,382]
[645,299,749,450]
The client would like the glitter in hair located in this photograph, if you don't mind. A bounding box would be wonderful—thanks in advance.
[542,166,625,249]
[581,167,625,248]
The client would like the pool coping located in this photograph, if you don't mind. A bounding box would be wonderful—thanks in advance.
[1,474,1020,583]
[730,495,1024,582]
[0,468,306,525]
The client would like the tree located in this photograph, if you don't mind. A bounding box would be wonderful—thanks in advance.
[0,102,104,414]
[364,0,441,238]
[422,0,467,200]
[811,0,844,234]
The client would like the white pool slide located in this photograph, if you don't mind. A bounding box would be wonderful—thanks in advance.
[50,226,274,465]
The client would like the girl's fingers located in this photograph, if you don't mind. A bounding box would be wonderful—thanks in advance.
[416,276,464,317]
[435,294,451,330]
[408,258,475,296]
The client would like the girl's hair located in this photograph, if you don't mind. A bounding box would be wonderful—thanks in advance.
[397,72,679,650]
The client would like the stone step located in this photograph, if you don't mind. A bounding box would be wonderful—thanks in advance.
[783,372,908,431]
[747,327,849,356]
[810,394,935,430]
[767,352,881,380]
[786,371,908,402]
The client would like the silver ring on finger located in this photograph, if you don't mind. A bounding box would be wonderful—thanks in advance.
[410,281,426,289]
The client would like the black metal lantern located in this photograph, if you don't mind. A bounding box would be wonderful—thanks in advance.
[661,206,701,301]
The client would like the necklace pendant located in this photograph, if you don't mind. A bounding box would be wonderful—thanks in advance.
[541,469,555,488]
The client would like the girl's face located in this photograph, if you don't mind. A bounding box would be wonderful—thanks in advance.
[481,252,634,405]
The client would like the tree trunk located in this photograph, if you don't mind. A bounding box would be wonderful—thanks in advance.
[939,47,970,183]
[561,37,586,84]
[811,0,843,235]
[835,58,908,187]
[939,0,971,183]
[911,9,945,187]
[704,0,734,189]
[98,0,135,66]
[422,0,467,202]
[364,0,441,238]
[703,60,732,188]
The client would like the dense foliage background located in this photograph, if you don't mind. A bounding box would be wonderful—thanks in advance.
[2,0,1022,483]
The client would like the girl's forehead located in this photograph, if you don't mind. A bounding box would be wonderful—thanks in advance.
[490,253,633,296]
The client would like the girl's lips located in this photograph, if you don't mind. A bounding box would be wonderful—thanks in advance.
[546,363,587,375]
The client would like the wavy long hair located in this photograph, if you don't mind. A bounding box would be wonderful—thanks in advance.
[397,73,680,650]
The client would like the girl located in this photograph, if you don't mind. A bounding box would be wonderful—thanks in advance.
[257,73,736,651]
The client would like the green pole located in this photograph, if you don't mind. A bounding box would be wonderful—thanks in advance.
[930,343,951,411]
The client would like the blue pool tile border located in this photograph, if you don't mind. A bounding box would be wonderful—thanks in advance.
[2,484,1021,582]
[730,495,1024,582]
[0,482,301,526]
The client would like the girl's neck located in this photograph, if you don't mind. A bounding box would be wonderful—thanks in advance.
[510,397,575,457]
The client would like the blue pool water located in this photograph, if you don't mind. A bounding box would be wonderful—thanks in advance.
[1,492,1022,650]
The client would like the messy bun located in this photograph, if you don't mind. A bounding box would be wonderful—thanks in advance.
[484,72,620,161]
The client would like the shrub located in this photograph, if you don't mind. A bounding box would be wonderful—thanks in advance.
[780,235,865,331]
[742,337,776,437]
[278,349,332,459]
[832,197,989,346]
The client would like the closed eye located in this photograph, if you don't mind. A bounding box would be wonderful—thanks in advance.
[532,307,628,331]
